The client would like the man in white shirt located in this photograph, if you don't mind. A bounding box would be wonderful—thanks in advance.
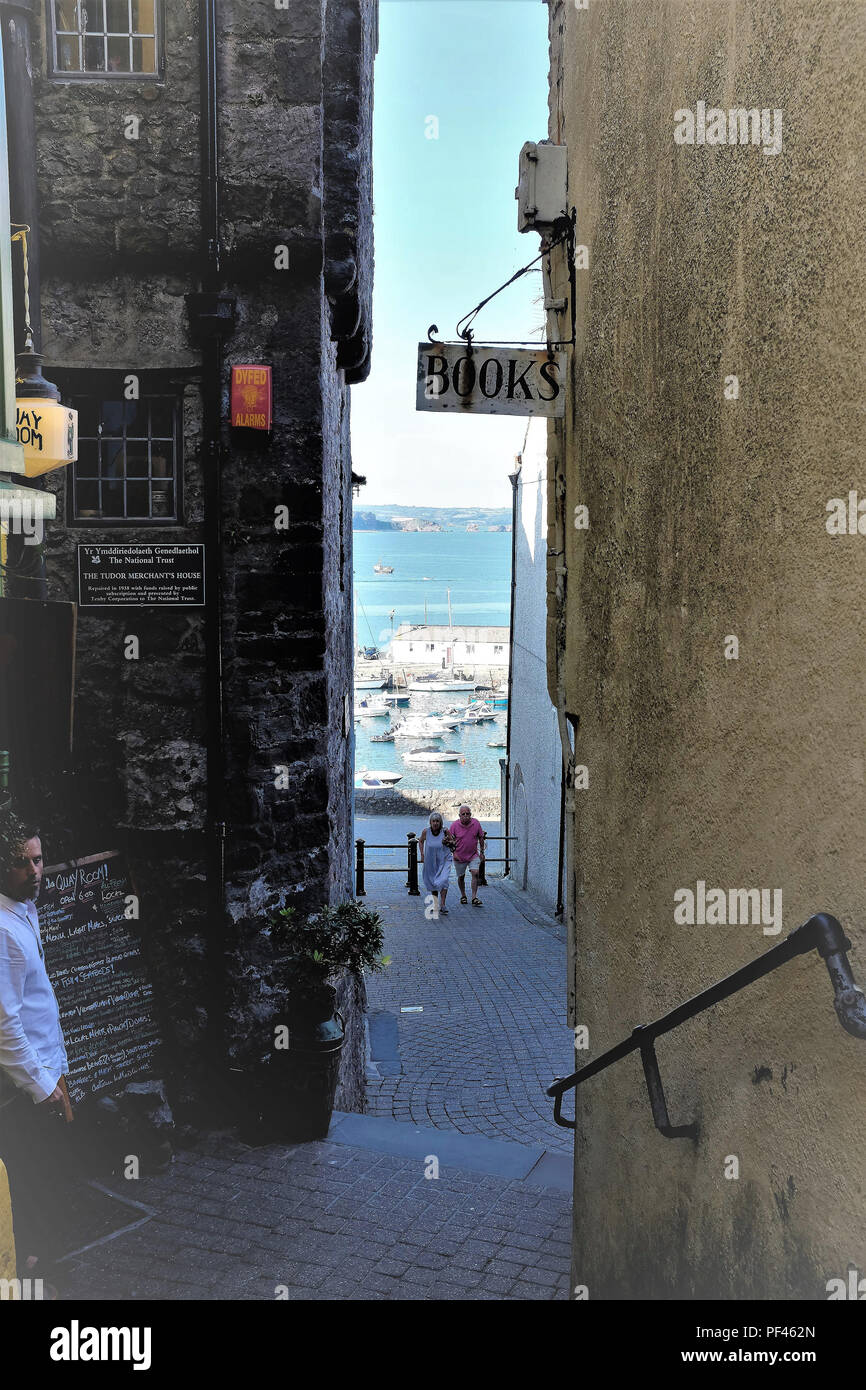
[0,825,73,1277]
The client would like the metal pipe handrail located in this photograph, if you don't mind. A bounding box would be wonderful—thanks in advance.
[548,913,866,1140]
[354,833,517,897]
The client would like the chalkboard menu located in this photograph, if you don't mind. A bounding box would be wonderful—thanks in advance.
[38,852,160,1104]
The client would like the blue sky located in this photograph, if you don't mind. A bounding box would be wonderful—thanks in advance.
[351,0,551,509]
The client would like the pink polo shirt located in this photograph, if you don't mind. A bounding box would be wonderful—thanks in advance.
[449,817,483,863]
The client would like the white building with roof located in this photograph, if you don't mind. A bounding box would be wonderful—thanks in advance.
[389,624,509,668]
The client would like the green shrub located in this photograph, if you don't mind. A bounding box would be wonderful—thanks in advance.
[269,900,390,993]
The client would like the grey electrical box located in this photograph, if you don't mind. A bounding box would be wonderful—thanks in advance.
[515,141,568,234]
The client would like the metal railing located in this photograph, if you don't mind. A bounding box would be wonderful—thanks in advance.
[547,912,866,1140]
[355,832,516,898]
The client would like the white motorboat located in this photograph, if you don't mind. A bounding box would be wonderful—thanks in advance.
[354,678,386,690]
[441,701,496,724]
[392,716,457,737]
[353,696,390,719]
[355,769,403,787]
[369,730,395,743]
[488,737,507,748]
[402,747,462,763]
[407,677,476,693]
[373,560,394,574]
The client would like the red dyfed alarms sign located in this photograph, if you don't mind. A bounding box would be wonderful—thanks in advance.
[231,365,272,430]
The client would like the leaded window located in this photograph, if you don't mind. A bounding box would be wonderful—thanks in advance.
[66,385,181,525]
[49,1,161,78]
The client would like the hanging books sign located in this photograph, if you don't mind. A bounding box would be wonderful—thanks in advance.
[416,341,567,418]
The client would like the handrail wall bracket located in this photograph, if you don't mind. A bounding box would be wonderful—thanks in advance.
[548,912,866,1139]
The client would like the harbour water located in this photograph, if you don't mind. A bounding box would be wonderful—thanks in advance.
[353,528,511,788]
[354,694,508,790]
[353,529,511,647]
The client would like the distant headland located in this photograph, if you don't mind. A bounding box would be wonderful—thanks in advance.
[353,505,511,532]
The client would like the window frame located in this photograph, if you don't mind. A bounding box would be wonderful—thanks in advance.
[55,371,185,529]
[46,0,165,82]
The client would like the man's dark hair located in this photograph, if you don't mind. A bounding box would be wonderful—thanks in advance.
[17,825,41,844]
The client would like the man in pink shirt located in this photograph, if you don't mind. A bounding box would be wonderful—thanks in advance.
[449,804,486,906]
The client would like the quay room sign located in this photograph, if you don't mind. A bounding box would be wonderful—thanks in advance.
[231,364,272,430]
[416,341,567,419]
[78,544,205,607]
[40,852,161,1104]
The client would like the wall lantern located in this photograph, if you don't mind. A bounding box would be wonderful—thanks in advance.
[14,345,77,477]
[10,226,77,477]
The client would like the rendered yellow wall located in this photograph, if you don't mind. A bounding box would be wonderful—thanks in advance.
[0,1159,17,1291]
[546,0,866,1297]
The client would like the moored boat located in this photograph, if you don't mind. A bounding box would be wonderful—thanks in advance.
[407,677,477,693]
[402,747,461,763]
[355,768,403,786]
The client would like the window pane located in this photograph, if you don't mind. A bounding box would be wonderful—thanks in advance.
[74,480,100,516]
[75,439,99,477]
[131,0,154,32]
[132,37,156,72]
[56,35,81,70]
[126,482,149,516]
[101,479,125,517]
[107,36,130,71]
[150,447,170,479]
[149,399,174,438]
[151,483,174,519]
[106,0,128,31]
[100,438,125,479]
[83,2,104,32]
[126,442,148,477]
[84,35,105,69]
[100,400,126,436]
[76,397,99,436]
[121,398,143,435]
[55,1,80,32]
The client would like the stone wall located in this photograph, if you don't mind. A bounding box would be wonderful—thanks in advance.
[21,0,375,1122]
[355,788,501,818]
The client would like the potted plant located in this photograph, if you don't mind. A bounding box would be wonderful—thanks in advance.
[255,901,389,1142]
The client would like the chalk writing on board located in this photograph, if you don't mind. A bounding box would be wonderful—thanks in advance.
[39,852,160,1104]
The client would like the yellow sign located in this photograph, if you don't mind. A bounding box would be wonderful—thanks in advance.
[15,399,78,477]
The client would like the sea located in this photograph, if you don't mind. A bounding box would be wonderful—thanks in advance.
[353,528,511,789]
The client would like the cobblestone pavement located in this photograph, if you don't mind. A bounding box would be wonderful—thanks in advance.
[359,825,574,1153]
[60,1134,572,1301]
[55,825,575,1302]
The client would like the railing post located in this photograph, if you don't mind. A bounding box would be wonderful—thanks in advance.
[503,832,510,877]
[478,831,488,887]
[355,839,366,897]
[407,832,420,896]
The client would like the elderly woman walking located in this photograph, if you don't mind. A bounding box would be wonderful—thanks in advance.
[418,812,455,917]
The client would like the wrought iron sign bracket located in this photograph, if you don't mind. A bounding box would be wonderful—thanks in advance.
[425,208,577,353]
[549,913,866,1140]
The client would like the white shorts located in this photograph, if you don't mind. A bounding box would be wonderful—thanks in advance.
[454,856,480,876]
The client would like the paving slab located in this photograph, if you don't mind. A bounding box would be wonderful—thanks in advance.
[58,1131,572,1302]
[358,824,574,1152]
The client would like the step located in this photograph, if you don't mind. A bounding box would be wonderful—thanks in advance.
[328,1111,573,1192]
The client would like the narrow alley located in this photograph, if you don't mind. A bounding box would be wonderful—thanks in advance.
[55,869,574,1301]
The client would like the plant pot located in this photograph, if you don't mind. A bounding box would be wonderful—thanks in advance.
[268,983,345,1142]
